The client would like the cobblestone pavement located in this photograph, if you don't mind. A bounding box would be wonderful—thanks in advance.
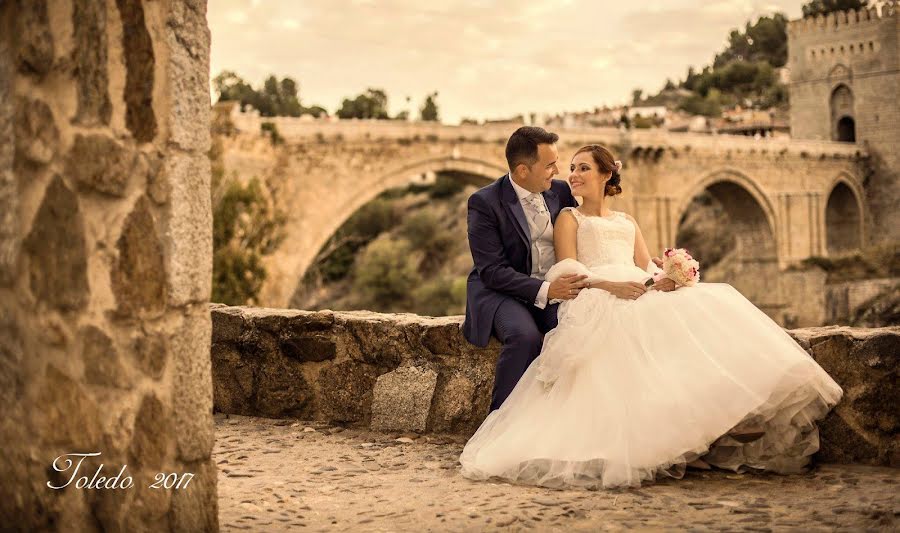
[215,415,898,532]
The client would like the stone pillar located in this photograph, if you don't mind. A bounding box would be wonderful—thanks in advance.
[0,1,216,530]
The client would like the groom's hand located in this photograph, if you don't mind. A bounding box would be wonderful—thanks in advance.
[548,274,589,301]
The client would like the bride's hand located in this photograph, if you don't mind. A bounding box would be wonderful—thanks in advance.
[595,281,647,300]
[651,278,677,292]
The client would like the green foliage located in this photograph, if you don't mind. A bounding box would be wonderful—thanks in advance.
[398,211,456,271]
[631,89,643,106]
[798,244,900,282]
[411,276,467,316]
[212,176,286,305]
[713,14,789,69]
[638,13,792,115]
[304,174,475,315]
[260,122,284,145]
[420,92,440,122]
[309,199,400,283]
[213,70,327,118]
[428,175,465,199]
[353,237,422,308]
[678,89,724,117]
[336,88,390,119]
[802,0,868,18]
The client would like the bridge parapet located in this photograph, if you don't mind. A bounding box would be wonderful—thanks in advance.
[232,114,866,160]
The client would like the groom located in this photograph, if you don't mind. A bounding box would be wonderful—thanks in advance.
[463,126,588,412]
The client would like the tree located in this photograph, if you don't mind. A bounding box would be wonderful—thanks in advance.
[631,89,643,105]
[802,0,868,18]
[420,91,440,122]
[213,71,255,108]
[213,70,326,118]
[713,14,788,68]
[336,88,390,119]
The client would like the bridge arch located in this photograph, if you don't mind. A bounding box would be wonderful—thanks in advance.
[672,168,779,248]
[672,169,781,314]
[279,155,505,307]
[824,172,865,255]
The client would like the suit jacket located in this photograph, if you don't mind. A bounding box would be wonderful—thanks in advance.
[462,174,578,347]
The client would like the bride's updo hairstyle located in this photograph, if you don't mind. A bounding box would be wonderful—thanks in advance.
[574,144,622,197]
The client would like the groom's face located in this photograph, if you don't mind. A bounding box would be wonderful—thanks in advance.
[515,143,559,193]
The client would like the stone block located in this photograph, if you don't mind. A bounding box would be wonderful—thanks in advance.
[81,325,130,389]
[66,134,136,197]
[73,0,111,125]
[15,97,58,165]
[254,355,315,419]
[131,328,167,380]
[172,307,214,462]
[23,175,89,311]
[281,334,336,362]
[790,326,899,466]
[16,0,53,76]
[211,344,253,414]
[35,365,101,449]
[129,393,171,469]
[169,457,217,532]
[162,152,211,306]
[116,0,157,142]
[0,35,15,287]
[318,360,378,423]
[371,366,438,433]
[429,373,478,433]
[111,195,166,317]
[165,0,211,152]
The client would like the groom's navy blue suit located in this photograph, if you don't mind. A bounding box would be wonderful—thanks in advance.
[463,174,578,411]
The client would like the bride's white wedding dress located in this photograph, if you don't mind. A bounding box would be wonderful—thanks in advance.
[459,208,843,489]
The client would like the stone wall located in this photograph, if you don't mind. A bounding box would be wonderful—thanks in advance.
[0,1,217,531]
[826,277,900,324]
[211,305,899,467]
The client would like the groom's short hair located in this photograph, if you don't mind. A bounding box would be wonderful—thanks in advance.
[505,126,559,172]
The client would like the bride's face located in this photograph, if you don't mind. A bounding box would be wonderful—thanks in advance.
[568,152,609,199]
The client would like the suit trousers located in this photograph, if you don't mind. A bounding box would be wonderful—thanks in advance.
[489,297,559,411]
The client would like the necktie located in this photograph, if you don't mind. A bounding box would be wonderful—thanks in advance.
[526,194,550,236]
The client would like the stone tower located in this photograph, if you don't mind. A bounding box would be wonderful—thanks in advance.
[787,1,900,245]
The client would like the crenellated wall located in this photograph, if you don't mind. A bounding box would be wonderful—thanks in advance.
[0,1,217,530]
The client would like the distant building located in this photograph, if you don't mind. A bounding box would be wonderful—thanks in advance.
[626,106,667,120]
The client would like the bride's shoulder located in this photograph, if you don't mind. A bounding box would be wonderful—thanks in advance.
[559,206,583,221]
[557,207,581,227]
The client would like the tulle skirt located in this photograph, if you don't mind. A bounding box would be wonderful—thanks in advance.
[459,264,843,490]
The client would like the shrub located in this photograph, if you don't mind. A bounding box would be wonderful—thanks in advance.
[353,237,422,309]
[411,275,467,316]
[211,177,285,305]
[260,122,284,145]
[429,175,465,199]
[398,211,455,271]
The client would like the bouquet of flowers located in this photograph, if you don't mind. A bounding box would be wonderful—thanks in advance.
[645,248,700,287]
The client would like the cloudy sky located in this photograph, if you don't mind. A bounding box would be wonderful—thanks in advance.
[208,0,806,124]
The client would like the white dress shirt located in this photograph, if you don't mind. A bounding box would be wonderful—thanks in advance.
[509,175,553,309]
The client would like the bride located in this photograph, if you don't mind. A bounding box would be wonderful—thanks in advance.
[459,144,844,489]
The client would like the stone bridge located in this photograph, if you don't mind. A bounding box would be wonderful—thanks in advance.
[225,116,868,320]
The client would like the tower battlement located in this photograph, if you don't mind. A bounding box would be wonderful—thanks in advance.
[787,1,897,38]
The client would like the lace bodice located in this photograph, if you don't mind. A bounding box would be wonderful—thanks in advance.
[562,207,636,269]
